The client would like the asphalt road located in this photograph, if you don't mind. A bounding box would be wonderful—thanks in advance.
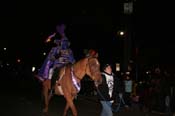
[0,74,169,116]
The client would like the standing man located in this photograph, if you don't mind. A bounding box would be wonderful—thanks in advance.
[97,63,121,116]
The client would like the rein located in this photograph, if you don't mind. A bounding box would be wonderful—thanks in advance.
[96,87,109,102]
[96,87,113,106]
[96,84,125,112]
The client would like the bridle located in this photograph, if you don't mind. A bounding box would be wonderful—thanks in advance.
[85,57,97,79]
[70,57,99,92]
[85,57,101,87]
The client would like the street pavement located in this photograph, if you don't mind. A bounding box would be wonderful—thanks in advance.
[0,76,171,116]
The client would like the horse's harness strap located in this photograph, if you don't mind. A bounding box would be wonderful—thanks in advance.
[71,67,81,92]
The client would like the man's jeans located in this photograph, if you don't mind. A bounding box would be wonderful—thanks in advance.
[100,101,113,116]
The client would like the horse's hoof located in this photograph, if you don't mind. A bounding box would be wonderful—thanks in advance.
[42,112,48,116]
[42,108,48,113]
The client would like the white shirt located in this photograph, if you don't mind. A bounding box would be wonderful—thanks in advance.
[103,73,114,98]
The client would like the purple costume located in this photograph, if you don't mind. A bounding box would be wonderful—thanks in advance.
[36,23,75,81]
[37,36,75,81]
[37,46,60,80]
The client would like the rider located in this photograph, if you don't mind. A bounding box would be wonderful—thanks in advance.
[50,37,75,90]
[35,36,61,82]
[35,23,75,87]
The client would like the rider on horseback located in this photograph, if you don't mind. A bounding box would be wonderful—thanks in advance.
[50,37,75,90]
[35,23,75,90]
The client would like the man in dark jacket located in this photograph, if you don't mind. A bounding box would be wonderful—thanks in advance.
[97,63,121,116]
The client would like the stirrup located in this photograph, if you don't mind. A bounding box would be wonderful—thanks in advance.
[49,89,55,96]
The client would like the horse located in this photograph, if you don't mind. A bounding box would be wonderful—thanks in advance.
[41,56,102,116]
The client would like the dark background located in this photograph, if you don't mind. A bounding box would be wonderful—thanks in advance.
[0,0,174,68]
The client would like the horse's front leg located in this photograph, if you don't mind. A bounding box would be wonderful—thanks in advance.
[64,95,77,116]
[63,103,70,116]
[42,81,51,113]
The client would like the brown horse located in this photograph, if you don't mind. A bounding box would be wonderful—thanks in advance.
[41,56,102,116]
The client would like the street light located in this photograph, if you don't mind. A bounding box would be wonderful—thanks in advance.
[117,30,125,37]
[43,52,46,56]
[3,47,7,51]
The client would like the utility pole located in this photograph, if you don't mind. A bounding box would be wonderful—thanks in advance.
[122,0,134,73]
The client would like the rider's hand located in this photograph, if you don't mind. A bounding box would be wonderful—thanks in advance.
[45,33,56,43]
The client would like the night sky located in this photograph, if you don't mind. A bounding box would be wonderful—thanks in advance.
[0,1,175,68]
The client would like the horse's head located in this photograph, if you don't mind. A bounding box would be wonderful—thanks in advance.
[86,57,102,87]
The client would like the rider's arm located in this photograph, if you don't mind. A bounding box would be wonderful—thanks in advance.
[48,47,56,61]
[45,33,56,43]
[68,49,76,64]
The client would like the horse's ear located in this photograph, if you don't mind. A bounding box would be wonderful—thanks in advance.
[85,49,98,58]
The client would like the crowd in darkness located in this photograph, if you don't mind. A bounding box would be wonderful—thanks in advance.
[79,65,175,115]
